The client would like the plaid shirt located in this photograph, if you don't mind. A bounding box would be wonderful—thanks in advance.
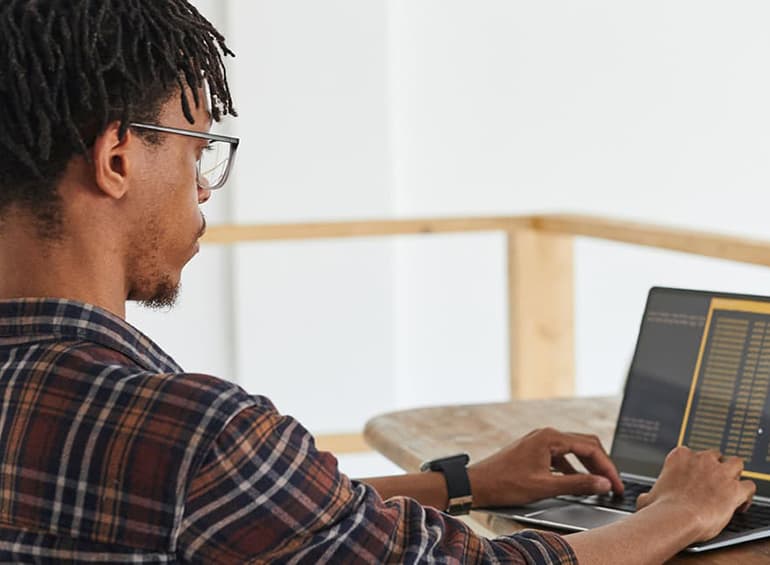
[0,298,577,564]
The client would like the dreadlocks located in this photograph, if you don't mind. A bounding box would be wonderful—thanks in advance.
[0,0,236,237]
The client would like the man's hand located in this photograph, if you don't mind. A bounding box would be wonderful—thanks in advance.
[567,446,757,564]
[467,427,623,508]
[636,446,756,542]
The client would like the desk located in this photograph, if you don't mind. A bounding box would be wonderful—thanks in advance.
[364,397,770,564]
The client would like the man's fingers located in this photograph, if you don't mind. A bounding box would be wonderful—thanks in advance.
[544,472,612,496]
[719,455,744,478]
[574,453,623,494]
[550,437,624,495]
[571,433,608,454]
[636,492,650,510]
[551,455,578,475]
[736,480,756,513]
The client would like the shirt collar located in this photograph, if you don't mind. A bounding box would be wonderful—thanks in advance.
[0,298,181,374]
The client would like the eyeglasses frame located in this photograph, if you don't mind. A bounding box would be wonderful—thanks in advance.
[129,122,240,190]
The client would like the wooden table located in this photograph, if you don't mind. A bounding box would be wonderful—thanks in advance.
[364,396,770,564]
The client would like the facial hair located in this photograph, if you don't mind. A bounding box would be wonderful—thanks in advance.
[139,279,181,310]
[136,212,205,310]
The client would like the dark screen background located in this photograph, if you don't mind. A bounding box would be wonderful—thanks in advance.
[611,287,770,498]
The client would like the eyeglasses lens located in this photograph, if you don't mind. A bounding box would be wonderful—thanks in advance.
[198,140,230,189]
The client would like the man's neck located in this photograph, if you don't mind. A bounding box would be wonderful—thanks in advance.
[0,222,128,318]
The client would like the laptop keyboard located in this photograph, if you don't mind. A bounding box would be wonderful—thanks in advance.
[557,479,650,512]
[590,480,651,512]
[560,479,770,534]
[723,503,770,533]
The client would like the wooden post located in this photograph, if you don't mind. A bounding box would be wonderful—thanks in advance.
[507,229,575,398]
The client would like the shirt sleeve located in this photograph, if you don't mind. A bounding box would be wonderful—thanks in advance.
[177,400,578,564]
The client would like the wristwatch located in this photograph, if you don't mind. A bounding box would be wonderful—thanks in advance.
[419,453,473,515]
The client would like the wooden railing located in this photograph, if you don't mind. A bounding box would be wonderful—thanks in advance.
[202,213,770,452]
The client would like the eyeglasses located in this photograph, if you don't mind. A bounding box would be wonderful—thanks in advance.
[129,123,240,190]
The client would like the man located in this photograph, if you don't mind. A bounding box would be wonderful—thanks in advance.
[0,1,755,563]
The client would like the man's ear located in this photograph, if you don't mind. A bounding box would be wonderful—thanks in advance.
[92,121,133,199]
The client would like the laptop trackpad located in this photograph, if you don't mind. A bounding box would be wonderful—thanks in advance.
[529,504,629,529]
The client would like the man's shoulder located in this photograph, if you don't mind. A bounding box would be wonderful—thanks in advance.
[155,371,272,419]
[37,339,269,427]
[55,340,265,406]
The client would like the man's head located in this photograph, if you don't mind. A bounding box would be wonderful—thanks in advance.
[0,0,237,311]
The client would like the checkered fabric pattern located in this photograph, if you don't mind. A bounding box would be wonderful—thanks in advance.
[0,298,577,564]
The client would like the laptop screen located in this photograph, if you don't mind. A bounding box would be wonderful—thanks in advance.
[611,287,770,499]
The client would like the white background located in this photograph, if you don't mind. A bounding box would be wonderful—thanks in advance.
[128,1,770,474]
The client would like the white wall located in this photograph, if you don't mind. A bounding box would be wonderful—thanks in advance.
[130,1,770,443]
[389,0,770,400]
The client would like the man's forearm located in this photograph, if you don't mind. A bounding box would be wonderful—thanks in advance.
[565,501,702,565]
[357,473,449,509]
[361,474,704,563]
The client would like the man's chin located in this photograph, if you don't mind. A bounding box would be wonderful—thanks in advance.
[129,280,181,311]
[138,291,180,311]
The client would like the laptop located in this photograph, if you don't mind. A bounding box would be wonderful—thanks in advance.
[483,287,770,552]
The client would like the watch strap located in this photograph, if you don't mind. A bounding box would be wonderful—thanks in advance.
[420,454,472,515]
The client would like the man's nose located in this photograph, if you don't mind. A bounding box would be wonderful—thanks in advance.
[198,186,212,204]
